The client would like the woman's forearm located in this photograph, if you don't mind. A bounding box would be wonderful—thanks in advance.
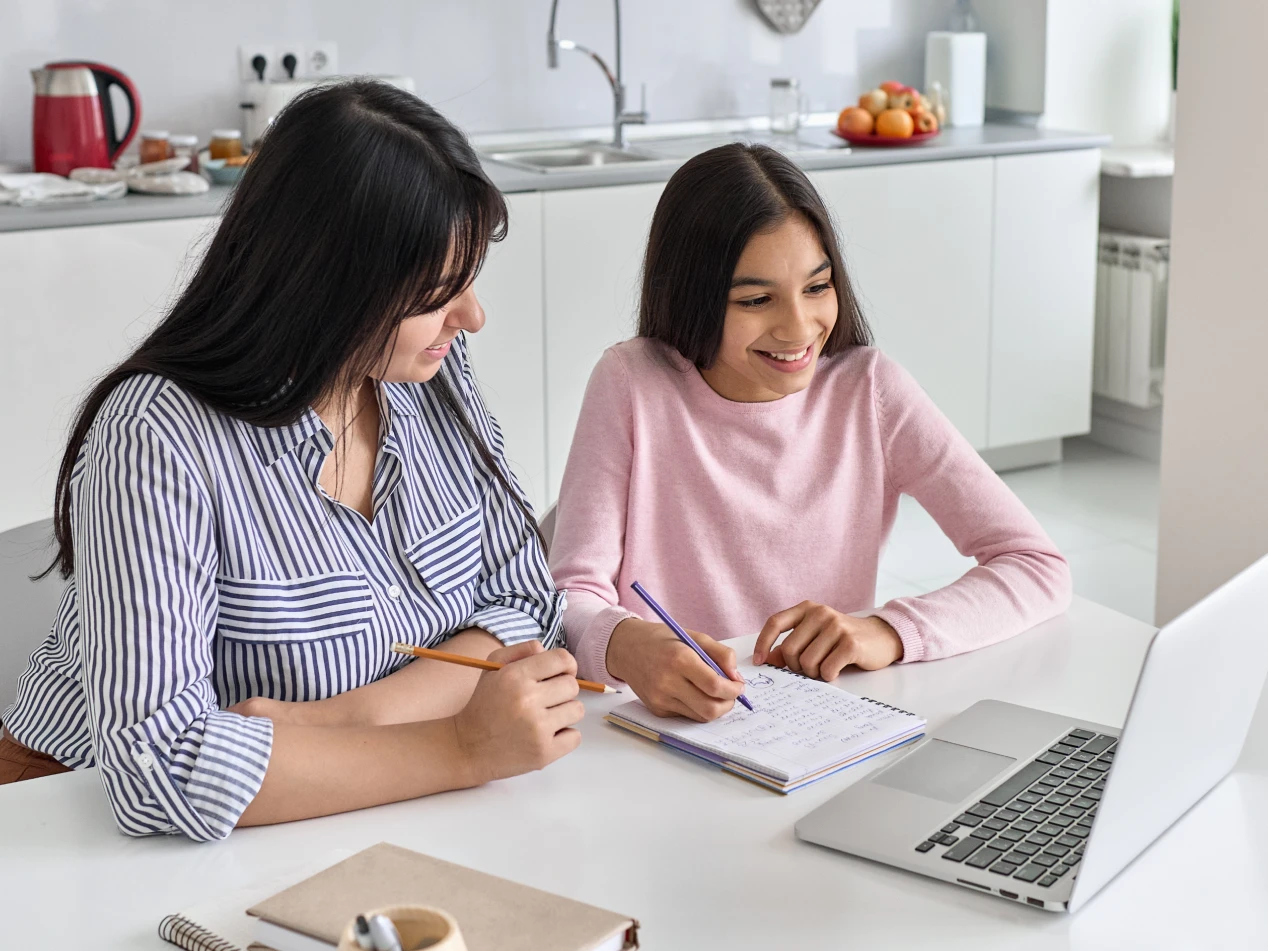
[237,640,585,828]
[331,628,502,725]
[237,717,474,827]
[236,628,503,728]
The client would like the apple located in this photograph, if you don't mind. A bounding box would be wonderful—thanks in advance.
[879,80,906,94]
[888,89,917,111]
[858,88,889,117]
[914,111,939,134]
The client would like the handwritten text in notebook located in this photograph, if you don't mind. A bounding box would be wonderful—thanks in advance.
[608,661,926,787]
[692,663,911,758]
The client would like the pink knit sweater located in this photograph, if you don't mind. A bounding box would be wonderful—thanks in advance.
[549,338,1072,685]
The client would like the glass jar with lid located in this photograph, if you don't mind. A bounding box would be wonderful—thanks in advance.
[169,134,199,173]
[769,78,808,135]
[139,130,171,165]
[208,129,243,161]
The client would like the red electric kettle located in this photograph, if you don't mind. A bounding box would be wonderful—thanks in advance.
[31,61,141,176]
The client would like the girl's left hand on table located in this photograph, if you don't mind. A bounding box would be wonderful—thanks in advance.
[752,602,903,680]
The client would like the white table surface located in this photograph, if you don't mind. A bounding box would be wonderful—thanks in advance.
[3,595,1267,949]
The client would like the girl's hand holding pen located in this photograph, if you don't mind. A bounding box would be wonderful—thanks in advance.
[606,619,745,722]
[753,602,904,681]
[452,641,584,783]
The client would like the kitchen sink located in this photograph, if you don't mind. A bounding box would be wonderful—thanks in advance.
[482,143,663,173]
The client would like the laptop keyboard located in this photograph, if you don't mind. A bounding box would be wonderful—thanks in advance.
[914,730,1117,888]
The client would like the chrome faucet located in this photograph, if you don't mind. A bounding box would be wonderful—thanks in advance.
[547,0,648,148]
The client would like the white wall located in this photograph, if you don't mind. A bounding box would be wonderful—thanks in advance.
[974,0,1172,145]
[1,0,955,164]
[1155,0,1268,623]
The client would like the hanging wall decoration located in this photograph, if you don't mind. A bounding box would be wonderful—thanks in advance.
[754,0,822,34]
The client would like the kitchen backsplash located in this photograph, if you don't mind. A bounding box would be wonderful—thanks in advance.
[1,0,956,162]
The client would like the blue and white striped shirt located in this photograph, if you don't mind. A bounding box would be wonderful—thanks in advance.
[2,335,562,841]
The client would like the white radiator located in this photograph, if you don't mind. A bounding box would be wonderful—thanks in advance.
[1094,231,1169,408]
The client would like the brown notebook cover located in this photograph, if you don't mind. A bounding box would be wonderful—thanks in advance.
[245,842,638,951]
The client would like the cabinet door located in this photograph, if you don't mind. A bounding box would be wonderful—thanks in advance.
[811,159,995,449]
[469,191,548,511]
[988,149,1101,447]
[0,217,217,533]
[542,181,665,503]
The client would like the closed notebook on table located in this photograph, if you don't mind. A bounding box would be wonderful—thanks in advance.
[246,843,638,951]
[605,661,926,793]
[158,844,637,951]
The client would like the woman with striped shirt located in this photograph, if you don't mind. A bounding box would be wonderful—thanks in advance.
[0,81,583,839]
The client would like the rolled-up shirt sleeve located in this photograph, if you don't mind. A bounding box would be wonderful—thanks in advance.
[77,412,272,840]
[450,335,565,648]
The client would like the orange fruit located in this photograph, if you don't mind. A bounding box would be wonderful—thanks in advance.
[837,106,875,136]
[876,108,915,138]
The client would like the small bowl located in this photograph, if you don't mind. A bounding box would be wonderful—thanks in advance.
[200,149,247,185]
[337,906,465,951]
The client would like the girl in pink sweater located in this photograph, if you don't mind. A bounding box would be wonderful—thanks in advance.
[549,143,1071,722]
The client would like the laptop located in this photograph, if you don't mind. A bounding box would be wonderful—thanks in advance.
[795,555,1268,912]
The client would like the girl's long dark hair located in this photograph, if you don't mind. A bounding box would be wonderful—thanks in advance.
[638,142,871,366]
[47,79,537,578]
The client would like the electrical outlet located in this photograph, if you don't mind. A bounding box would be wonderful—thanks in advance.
[238,44,275,84]
[277,46,305,81]
[308,41,339,77]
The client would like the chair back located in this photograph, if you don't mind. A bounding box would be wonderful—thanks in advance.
[539,502,558,555]
[0,520,64,716]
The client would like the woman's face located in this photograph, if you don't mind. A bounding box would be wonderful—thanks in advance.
[699,213,838,403]
[377,282,486,383]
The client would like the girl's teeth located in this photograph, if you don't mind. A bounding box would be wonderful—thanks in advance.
[766,348,808,362]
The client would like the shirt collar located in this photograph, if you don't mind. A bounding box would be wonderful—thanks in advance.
[246,382,418,468]
[379,381,420,421]
[246,409,328,467]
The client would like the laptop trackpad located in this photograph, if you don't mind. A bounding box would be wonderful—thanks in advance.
[872,739,1016,804]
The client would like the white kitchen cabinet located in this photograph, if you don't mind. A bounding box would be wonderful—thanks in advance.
[811,159,996,449]
[988,149,1101,447]
[0,217,216,533]
[542,181,666,503]
[469,191,548,511]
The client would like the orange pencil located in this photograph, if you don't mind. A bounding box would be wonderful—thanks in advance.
[390,642,619,694]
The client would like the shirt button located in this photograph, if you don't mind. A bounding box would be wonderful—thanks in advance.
[387,584,403,601]
[135,753,155,770]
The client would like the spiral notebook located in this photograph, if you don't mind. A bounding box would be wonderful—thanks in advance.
[605,661,925,793]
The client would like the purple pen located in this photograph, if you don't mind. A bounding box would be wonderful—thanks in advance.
[631,580,754,711]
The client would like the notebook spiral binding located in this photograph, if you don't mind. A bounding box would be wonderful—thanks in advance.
[860,696,918,718]
[158,914,242,951]
[772,667,917,718]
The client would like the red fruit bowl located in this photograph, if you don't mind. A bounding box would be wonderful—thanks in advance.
[831,128,940,147]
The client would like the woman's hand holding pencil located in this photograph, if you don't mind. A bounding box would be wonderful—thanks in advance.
[402,640,589,784]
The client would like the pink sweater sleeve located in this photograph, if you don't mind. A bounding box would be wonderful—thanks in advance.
[868,354,1073,663]
[548,350,637,684]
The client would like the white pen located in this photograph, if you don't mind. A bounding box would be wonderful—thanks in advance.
[368,914,404,951]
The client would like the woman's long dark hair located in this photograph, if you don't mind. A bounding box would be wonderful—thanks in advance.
[638,142,871,366]
[47,79,537,578]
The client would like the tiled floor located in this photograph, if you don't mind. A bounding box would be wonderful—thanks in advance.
[877,438,1161,624]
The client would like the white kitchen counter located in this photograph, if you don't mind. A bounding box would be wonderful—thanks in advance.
[0,123,1108,233]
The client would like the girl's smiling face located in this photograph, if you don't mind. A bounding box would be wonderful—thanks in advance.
[699,213,839,403]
